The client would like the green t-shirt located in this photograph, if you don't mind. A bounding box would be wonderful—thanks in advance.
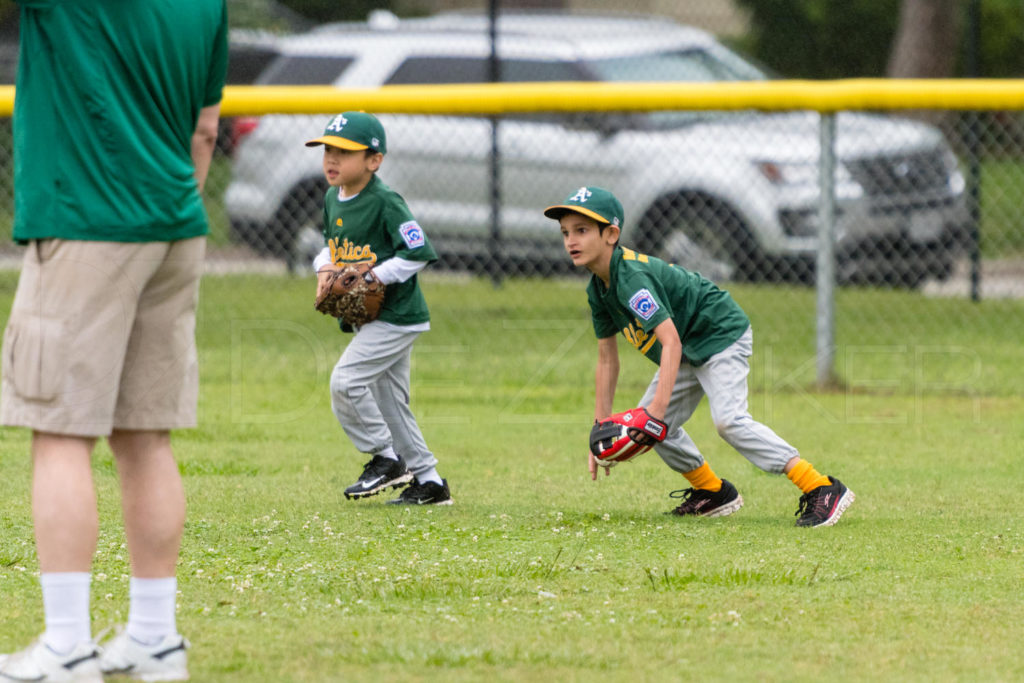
[13,0,228,243]
[322,174,438,326]
[587,246,751,366]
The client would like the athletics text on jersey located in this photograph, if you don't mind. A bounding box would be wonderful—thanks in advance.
[321,174,438,326]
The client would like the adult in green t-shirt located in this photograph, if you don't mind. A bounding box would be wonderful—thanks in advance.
[0,2,227,680]
[544,186,854,528]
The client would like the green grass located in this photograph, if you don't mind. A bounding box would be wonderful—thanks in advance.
[1,274,1023,682]
[980,158,1024,256]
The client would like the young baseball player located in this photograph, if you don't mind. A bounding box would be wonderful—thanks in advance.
[305,111,452,505]
[544,186,854,527]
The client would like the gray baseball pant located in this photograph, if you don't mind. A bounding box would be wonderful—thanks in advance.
[330,320,437,477]
[643,326,798,475]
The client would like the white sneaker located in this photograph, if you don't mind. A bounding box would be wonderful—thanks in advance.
[98,631,189,681]
[0,638,103,682]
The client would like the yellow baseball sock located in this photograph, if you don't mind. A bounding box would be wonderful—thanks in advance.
[683,462,722,492]
[786,459,831,493]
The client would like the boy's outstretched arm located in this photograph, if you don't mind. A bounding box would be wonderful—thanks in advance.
[591,336,620,480]
[646,319,682,421]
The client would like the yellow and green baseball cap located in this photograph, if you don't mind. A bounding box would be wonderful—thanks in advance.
[305,111,386,154]
[544,186,624,228]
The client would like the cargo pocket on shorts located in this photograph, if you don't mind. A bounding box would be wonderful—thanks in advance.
[3,314,67,401]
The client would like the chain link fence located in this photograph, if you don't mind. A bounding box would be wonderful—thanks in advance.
[2,5,1022,399]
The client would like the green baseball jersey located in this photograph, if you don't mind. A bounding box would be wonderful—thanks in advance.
[587,246,750,366]
[322,174,438,326]
[13,0,228,243]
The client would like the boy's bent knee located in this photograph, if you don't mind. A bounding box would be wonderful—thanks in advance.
[714,413,750,442]
[330,374,371,406]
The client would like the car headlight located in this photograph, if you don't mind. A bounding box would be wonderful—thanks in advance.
[942,149,966,193]
[942,148,961,173]
[756,160,851,186]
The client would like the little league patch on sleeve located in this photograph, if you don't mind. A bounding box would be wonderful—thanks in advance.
[628,289,660,320]
[399,220,426,249]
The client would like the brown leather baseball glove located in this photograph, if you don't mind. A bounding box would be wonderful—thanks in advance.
[314,263,386,326]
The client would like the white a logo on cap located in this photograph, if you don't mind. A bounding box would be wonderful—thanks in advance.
[326,114,348,133]
[571,187,592,203]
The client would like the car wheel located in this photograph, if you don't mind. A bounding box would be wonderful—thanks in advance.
[262,180,327,262]
[289,216,326,274]
[637,193,762,282]
[924,250,956,283]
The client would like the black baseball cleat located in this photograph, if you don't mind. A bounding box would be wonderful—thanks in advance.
[386,478,453,506]
[795,476,855,527]
[668,479,743,517]
[343,454,413,499]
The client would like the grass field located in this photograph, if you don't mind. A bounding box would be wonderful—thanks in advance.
[0,273,1022,682]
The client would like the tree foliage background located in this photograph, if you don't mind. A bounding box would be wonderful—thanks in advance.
[733,0,1024,79]
[228,0,391,29]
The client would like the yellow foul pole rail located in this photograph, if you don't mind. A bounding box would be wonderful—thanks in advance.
[4,80,1024,117]
[220,79,1024,115]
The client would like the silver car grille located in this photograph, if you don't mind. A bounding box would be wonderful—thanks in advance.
[847,150,951,198]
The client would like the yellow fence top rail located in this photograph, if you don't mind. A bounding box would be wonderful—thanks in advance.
[4,80,1024,117]
[218,80,1024,116]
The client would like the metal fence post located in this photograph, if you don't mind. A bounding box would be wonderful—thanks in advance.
[816,113,838,388]
[487,0,504,287]
[966,0,983,302]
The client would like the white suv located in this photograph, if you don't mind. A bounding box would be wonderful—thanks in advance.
[225,11,970,285]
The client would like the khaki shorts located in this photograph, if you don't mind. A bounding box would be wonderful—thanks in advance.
[1,237,205,437]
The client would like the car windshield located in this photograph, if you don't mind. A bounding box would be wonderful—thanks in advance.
[583,47,768,129]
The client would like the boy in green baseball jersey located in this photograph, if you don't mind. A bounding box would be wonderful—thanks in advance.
[305,112,452,505]
[544,186,854,527]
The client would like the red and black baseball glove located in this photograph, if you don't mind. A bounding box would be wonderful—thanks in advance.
[589,408,669,468]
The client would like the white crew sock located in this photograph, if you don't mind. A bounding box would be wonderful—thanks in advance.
[40,572,91,653]
[378,446,399,461]
[417,467,443,486]
[127,577,178,645]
